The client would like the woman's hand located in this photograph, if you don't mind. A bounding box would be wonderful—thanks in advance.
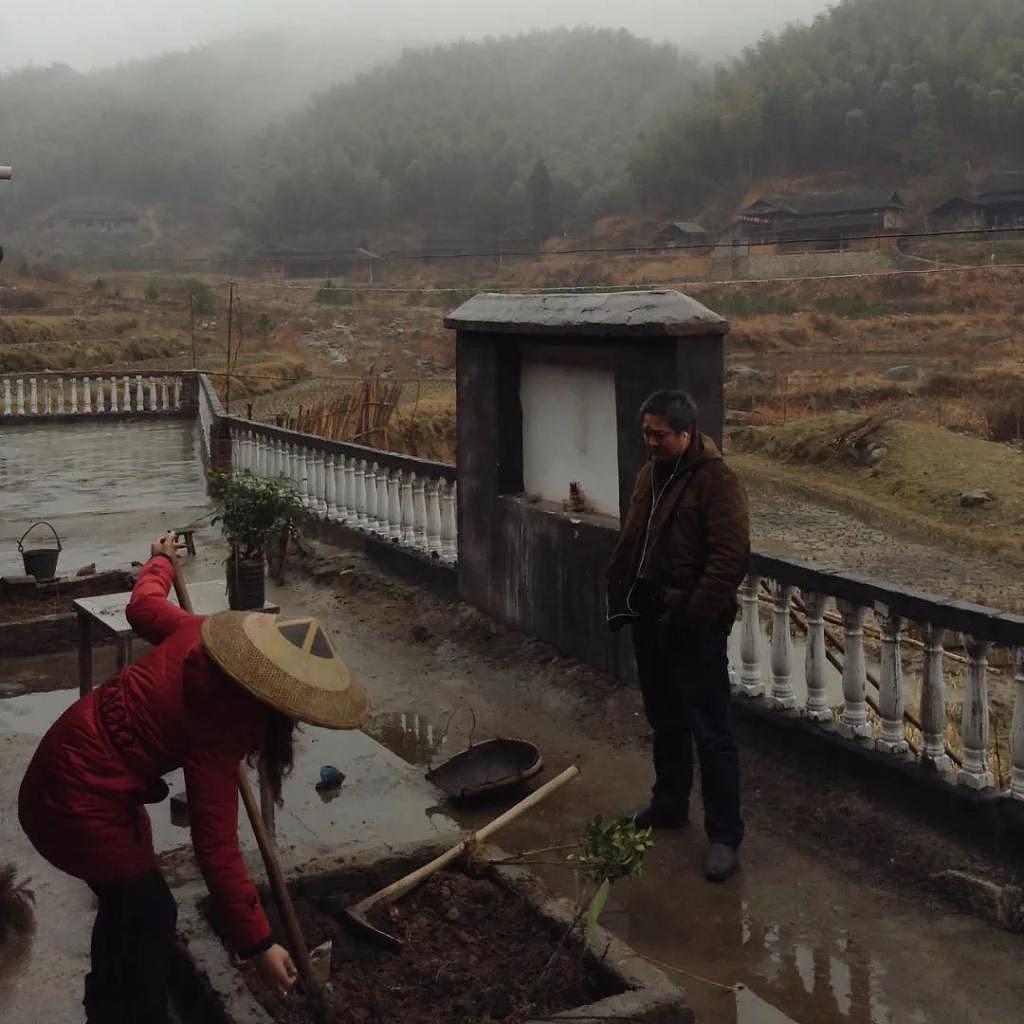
[150,531,179,561]
[254,943,298,996]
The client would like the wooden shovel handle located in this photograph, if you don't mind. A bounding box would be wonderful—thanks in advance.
[237,766,315,986]
[360,764,580,911]
[170,560,194,614]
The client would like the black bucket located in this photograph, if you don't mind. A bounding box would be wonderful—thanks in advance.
[18,521,62,580]
[226,555,265,610]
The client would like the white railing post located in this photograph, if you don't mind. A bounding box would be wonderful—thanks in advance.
[920,623,952,773]
[412,474,428,551]
[876,610,908,754]
[426,479,443,556]
[83,376,93,413]
[959,637,995,790]
[1012,649,1024,801]
[173,377,182,409]
[316,448,330,515]
[43,378,52,415]
[297,446,311,507]
[325,453,338,518]
[70,376,79,414]
[802,591,832,722]
[376,464,389,535]
[769,582,797,711]
[837,601,873,743]
[161,378,170,410]
[738,575,764,697]
[365,463,379,531]
[230,428,239,468]
[344,458,358,525]
[356,460,369,528]
[148,378,157,412]
[441,481,458,562]
[29,377,38,415]
[123,376,132,411]
[388,470,402,540]
[2,379,11,415]
[135,375,144,411]
[400,473,416,546]
[16,378,27,415]
[283,440,296,483]
[334,456,347,520]
[96,378,106,413]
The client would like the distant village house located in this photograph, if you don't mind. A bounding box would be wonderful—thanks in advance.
[259,236,381,279]
[732,190,906,254]
[653,221,712,253]
[929,171,1024,232]
[43,203,140,234]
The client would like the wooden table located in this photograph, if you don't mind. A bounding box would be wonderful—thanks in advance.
[74,580,280,696]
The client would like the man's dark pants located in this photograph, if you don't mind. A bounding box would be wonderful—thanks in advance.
[632,617,744,847]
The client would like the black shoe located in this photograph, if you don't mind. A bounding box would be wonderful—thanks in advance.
[630,803,689,830]
[705,843,739,882]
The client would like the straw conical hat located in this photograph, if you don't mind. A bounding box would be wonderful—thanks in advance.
[201,612,369,729]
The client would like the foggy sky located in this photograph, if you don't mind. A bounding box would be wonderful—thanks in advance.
[0,0,834,72]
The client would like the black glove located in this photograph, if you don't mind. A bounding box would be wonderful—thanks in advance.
[628,578,666,619]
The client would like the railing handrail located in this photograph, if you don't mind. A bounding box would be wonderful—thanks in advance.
[0,369,185,380]
[223,414,457,481]
[197,372,226,419]
[750,551,1024,647]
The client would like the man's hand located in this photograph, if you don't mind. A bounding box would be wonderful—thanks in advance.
[150,532,179,561]
[254,943,298,996]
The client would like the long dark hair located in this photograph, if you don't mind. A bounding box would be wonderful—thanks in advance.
[248,710,297,806]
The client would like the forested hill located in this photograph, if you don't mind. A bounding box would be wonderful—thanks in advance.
[239,29,696,241]
[0,28,410,228]
[632,0,1024,212]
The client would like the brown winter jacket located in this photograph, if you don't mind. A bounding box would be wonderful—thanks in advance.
[606,434,750,631]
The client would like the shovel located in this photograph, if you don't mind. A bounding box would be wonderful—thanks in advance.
[173,564,329,997]
[344,763,580,950]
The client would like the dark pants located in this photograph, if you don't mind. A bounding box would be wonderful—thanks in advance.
[85,869,177,1024]
[632,619,744,848]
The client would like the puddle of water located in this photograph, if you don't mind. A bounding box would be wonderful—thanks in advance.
[365,710,445,766]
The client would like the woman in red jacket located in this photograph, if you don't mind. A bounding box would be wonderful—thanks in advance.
[18,533,369,1023]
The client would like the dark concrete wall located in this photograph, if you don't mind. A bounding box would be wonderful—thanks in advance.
[457,324,724,675]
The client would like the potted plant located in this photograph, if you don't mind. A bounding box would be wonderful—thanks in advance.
[208,470,304,610]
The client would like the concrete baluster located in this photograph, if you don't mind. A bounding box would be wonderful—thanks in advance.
[388,470,402,540]
[738,575,764,697]
[2,379,11,415]
[325,453,338,518]
[400,473,416,546]
[29,377,38,415]
[959,637,995,790]
[284,441,296,484]
[339,456,352,520]
[15,378,25,415]
[135,375,144,410]
[355,460,369,527]
[376,465,390,534]
[297,446,311,507]
[919,623,952,773]
[173,377,182,409]
[69,377,79,414]
[412,474,428,551]
[769,582,797,711]
[161,378,170,410]
[837,601,873,743]
[316,449,330,514]
[147,378,157,412]
[802,591,832,721]
[252,433,262,476]
[426,480,443,557]
[43,378,52,415]
[229,428,239,468]
[83,377,92,413]
[441,481,458,562]
[123,376,132,411]
[1011,649,1024,801]
[363,463,379,530]
[96,377,106,413]
[876,610,908,753]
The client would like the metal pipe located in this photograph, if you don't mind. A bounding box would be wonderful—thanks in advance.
[0,166,12,180]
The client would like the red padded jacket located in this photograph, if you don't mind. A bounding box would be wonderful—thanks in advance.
[18,556,272,953]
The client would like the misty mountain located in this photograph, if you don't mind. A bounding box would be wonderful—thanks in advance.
[632,0,1024,212]
[239,28,699,241]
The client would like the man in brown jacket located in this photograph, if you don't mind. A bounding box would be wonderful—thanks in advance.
[607,390,750,882]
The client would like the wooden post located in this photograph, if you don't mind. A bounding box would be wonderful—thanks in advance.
[225,282,235,414]
[77,611,93,696]
[189,293,196,369]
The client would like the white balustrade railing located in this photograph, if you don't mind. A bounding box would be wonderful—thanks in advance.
[730,552,1024,799]
[226,420,458,564]
[1,373,185,418]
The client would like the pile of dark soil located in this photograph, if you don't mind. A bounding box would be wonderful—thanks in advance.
[246,871,620,1024]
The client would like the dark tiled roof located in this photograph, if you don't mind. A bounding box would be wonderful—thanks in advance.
[660,221,708,235]
[741,190,904,218]
[977,171,1024,197]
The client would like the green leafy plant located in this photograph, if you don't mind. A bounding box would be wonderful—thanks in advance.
[0,863,35,942]
[208,469,304,562]
[569,816,653,952]
[144,284,160,302]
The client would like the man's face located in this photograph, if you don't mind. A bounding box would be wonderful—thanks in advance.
[642,414,691,460]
